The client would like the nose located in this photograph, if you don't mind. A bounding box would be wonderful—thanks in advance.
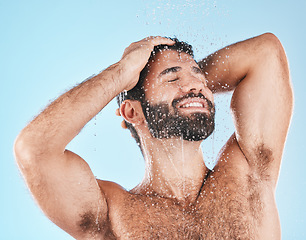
[178,74,205,94]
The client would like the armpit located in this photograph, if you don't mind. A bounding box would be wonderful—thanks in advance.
[234,134,274,181]
[79,211,101,233]
[254,144,273,180]
[78,208,116,239]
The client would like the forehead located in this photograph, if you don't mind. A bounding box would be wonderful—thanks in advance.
[147,50,197,76]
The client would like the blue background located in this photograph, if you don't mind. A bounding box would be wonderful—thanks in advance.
[1,0,305,239]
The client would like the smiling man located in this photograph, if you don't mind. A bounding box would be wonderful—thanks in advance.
[14,34,293,239]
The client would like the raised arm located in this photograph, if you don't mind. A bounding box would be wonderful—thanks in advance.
[14,37,174,239]
[199,33,293,185]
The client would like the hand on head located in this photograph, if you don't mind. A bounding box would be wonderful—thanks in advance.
[120,36,175,91]
[117,36,175,129]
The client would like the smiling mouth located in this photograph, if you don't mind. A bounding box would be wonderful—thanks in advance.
[179,101,205,108]
[176,97,208,110]
[172,93,212,113]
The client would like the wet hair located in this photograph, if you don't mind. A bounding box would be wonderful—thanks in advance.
[116,38,194,148]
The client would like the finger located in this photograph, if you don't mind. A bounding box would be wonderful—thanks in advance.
[121,120,127,129]
[149,36,175,46]
[143,36,175,47]
[115,108,121,116]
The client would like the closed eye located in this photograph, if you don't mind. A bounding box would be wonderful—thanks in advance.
[192,66,203,74]
[168,78,179,83]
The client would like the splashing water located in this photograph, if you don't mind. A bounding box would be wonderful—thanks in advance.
[91,0,235,236]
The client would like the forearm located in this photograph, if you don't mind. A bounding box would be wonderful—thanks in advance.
[199,33,279,93]
[15,36,176,160]
[16,61,127,156]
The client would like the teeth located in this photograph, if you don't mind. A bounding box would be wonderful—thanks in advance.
[181,102,204,108]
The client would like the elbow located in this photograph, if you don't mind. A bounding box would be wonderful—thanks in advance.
[260,32,290,79]
[14,131,39,170]
[14,133,32,169]
[261,32,287,58]
[262,33,294,109]
[261,32,282,46]
[14,129,64,171]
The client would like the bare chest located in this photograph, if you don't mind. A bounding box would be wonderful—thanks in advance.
[109,174,267,240]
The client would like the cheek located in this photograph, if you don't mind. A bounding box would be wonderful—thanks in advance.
[145,83,177,102]
[144,82,158,101]
[158,84,179,102]
[203,87,214,102]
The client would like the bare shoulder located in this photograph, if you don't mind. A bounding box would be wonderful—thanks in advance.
[97,179,130,200]
[214,133,249,175]
[97,179,127,191]
[208,133,281,238]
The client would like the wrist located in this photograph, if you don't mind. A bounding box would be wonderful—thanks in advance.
[99,61,128,94]
[117,58,140,91]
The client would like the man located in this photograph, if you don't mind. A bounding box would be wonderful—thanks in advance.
[14,34,293,239]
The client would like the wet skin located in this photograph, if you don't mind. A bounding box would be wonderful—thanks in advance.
[143,50,214,117]
[140,50,215,141]
[97,135,280,240]
[15,35,292,240]
[93,50,281,239]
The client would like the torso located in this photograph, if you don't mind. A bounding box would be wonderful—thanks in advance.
[98,135,280,239]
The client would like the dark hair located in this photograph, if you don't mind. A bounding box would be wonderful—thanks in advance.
[116,38,194,148]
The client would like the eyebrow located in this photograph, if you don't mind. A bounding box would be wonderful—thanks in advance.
[158,66,182,78]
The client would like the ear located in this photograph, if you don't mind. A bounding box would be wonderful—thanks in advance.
[120,100,144,126]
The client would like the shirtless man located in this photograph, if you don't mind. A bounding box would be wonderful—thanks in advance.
[14,33,293,239]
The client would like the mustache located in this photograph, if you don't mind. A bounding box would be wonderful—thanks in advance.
[172,92,214,110]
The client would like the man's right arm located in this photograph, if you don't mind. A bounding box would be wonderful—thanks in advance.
[13,37,174,239]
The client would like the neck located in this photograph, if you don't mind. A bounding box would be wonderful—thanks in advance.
[134,137,209,203]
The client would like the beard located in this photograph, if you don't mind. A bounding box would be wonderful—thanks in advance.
[141,93,215,141]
